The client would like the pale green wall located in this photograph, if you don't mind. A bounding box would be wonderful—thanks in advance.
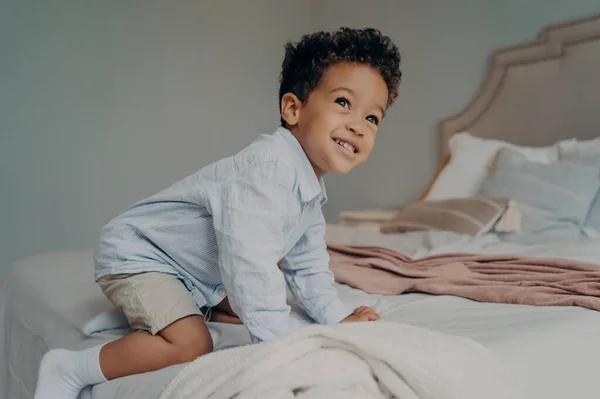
[2,1,600,270]
[1,1,310,269]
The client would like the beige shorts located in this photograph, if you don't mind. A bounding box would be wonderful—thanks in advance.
[97,272,203,335]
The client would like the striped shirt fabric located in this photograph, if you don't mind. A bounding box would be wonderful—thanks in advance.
[94,127,351,343]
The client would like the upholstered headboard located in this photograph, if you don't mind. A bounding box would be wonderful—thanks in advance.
[438,14,600,162]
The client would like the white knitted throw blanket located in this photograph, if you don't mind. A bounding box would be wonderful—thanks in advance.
[158,321,523,399]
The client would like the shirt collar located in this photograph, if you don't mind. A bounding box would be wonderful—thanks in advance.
[275,127,327,204]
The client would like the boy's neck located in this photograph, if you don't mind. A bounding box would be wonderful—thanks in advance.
[288,127,326,179]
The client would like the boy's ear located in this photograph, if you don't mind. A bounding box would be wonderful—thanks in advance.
[280,93,302,127]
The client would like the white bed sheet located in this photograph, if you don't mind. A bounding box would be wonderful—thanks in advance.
[2,228,600,399]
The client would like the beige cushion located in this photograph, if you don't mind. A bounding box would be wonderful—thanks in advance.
[380,198,509,236]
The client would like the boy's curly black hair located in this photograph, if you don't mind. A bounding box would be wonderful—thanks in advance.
[278,27,402,126]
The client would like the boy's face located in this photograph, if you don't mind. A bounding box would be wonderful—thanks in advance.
[282,62,389,177]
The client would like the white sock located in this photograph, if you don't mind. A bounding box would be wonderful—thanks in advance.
[34,344,107,399]
[82,309,130,335]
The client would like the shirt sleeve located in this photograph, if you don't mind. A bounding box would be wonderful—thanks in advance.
[209,161,302,343]
[280,210,352,325]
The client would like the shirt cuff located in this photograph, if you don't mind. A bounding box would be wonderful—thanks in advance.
[314,299,353,325]
[249,315,303,344]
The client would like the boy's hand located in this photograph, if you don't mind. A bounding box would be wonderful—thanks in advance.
[340,306,381,323]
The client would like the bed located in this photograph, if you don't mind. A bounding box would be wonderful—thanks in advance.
[2,13,600,399]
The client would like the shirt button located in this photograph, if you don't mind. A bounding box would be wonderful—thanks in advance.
[218,289,226,296]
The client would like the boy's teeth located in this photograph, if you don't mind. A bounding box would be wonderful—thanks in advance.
[334,139,356,153]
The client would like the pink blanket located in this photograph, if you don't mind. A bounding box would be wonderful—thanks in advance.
[327,243,600,311]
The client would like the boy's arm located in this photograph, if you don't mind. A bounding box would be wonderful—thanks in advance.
[280,211,353,325]
[209,161,302,343]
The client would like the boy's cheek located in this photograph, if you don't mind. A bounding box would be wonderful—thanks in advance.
[358,149,374,165]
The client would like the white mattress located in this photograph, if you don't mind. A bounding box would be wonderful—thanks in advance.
[2,228,600,399]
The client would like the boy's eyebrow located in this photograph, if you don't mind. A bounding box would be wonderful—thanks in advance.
[330,87,386,116]
[330,87,356,95]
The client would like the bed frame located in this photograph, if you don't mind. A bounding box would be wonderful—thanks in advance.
[438,14,600,161]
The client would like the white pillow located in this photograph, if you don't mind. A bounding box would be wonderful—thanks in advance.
[558,137,600,157]
[425,132,559,200]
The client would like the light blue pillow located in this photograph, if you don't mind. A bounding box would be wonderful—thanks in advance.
[557,154,600,234]
[477,148,600,239]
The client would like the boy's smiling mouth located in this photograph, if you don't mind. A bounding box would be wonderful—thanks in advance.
[333,138,358,154]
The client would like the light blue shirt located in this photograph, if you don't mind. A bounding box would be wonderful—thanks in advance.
[94,127,351,343]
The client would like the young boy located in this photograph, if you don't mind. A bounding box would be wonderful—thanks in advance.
[34,27,401,398]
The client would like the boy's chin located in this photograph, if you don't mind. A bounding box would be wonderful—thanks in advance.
[328,162,357,175]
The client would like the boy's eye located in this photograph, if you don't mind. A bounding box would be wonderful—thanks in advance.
[366,115,380,125]
[335,97,350,109]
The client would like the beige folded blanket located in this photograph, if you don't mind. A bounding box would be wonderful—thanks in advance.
[327,243,600,311]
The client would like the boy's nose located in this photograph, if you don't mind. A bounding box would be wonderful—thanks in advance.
[346,121,364,137]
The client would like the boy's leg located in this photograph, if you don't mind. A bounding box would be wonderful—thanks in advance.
[97,272,213,378]
[34,272,212,399]
[209,296,243,324]
[100,314,211,379]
